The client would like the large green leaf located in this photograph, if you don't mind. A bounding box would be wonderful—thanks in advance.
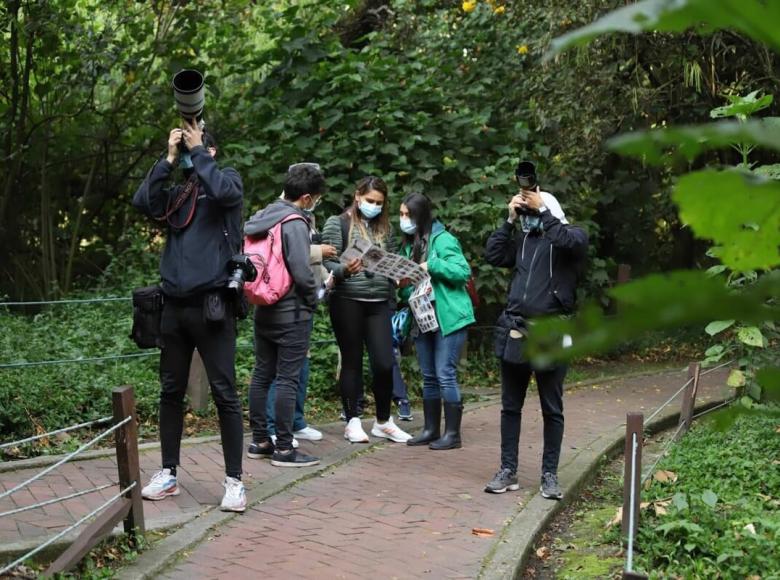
[546,0,780,59]
[737,326,764,347]
[607,119,780,164]
[673,170,780,271]
[709,91,773,120]
[527,270,780,365]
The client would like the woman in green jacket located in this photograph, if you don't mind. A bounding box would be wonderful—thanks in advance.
[399,192,475,450]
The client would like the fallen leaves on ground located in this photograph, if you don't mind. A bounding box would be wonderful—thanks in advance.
[607,506,622,528]
[472,527,495,537]
[535,546,551,560]
[653,470,678,484]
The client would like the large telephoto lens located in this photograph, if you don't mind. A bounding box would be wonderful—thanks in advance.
[172,69,205,120]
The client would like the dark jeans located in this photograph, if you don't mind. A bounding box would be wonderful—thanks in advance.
[392,345,409,402]
[159,300,243,478]
[265,357,309,435]
[329,295,393,421]
[500,360,566,475]
[414,328,467,403]
[249,319,312,451]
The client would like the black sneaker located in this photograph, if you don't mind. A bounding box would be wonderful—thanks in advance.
[396,399,413,421]
[270,449,320,468]
[484,468,519,494]
[246,440,274,460]
[540,472,563,500]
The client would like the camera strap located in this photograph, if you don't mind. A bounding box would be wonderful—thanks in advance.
[157,174,199,230]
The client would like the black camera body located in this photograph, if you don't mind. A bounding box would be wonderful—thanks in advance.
[514,160,539,216]
[226,254,257,294]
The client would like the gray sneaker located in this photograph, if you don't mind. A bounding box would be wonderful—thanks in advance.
[484,468,519,494]
[540,472,563,500]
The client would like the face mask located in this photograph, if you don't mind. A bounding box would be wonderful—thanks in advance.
[179,152,193,169]
[399,217,417,235]
[359,200,382,220]
[521,215,543,233]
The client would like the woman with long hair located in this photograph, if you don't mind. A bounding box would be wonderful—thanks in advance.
[322,176,412,444]
[399,192,475,450]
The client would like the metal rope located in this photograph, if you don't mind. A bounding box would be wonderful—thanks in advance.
[700,359,735,376]
[641,423,685,484]
[0,297,130,307]
[0,416,132,501]
[692,399,734,420]
[0,483,115,518]
[0,482,136,576]
[0,416,112,450]
[0,352,156,369]
[644,378,693,424]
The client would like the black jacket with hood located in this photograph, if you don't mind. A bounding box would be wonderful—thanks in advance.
[132,145,243,298]
[485,210,588,319]
[244,199,318,324]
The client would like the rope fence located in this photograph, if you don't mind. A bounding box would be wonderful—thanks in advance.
[0,482,137,577]
[0,416,112,450]
[0,484,115,518]
[0,297,130,307]
[0,416,132,502]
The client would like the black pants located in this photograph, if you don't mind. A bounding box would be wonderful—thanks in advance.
[500,360,566,475]
[159,300,243,478]
[329,295,393,421]
[249,319,312,451]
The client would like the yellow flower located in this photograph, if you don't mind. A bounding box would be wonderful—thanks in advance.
[516,44,529,55]
[462,0,477,13]
[493,6,505,15]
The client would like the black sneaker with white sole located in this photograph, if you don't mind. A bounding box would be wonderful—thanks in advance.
[270,449,320,468]
[484,468,519,494]
[246,441,274,459]
[540,472,563,500]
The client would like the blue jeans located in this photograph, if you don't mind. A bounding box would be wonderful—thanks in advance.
[266,356,309,435]
[414,328,467,403]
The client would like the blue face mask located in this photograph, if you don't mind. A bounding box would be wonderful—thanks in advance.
[521,215,543,233]
[179,152,193,169]
[359,200,382,220]
[399,217,417,235]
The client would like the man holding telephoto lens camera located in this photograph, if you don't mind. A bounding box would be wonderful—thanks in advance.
[483,160,588,500]
[131,70,247,512]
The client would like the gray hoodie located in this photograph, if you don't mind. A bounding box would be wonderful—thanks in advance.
[244,200,318,324]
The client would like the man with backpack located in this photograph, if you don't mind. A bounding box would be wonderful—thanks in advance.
[244,163,323,467]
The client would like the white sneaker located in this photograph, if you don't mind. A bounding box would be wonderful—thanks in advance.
[141,469,180,501]
[371,417,412,443]
[270,435,299,449]
[220,476,246,512]
[344,417,369,443]
[293,426,323,441]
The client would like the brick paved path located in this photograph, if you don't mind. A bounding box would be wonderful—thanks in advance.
[152,368,729,580]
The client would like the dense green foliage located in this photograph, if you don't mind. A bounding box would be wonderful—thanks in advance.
[635,414,780,578]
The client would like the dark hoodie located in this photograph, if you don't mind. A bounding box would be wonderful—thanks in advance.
[244,199,318,324]
[131,145,243,298]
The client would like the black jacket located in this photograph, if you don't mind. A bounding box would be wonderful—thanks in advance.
[132,146,244,298]
[244,200,318,324]
[485,212,588,318]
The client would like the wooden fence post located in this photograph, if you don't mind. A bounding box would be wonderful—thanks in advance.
[622,413,643,539]
[617,264,632,285]
[677,362,700,439]
[112,385,145,536]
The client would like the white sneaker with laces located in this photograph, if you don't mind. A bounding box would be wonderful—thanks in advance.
[371,417,412,443]
[344,417,369,443]
[141,469,180,501]
[270,435,299,449]
[220,476,246,512]
[293,426,323,441]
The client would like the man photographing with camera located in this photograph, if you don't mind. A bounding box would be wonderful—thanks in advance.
[131,116,247,512]
[483,160,588,500]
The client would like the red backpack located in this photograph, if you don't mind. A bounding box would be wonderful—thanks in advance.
[243,214,305,305]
